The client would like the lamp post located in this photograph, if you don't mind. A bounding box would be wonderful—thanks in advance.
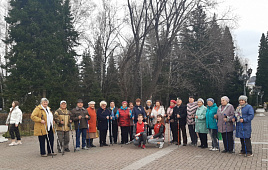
[239,64,252,96]
[260,91,264,106]
[254,86,262,107]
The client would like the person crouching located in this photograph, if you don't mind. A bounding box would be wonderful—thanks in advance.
[133,114,147,149]
[147,115,165,148]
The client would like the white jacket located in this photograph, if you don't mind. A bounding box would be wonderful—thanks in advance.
[6,106,22,125]
[151,106,165,124]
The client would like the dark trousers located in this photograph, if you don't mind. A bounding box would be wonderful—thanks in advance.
[221,132,233,152]
[240,138,252,154]
[179,125,187,145]
[208,129,218,149]
[76,128,87,148]
[129,126,134,141]
[198,133,208,147]
[38,127,54,155]
[188,124,197,144]
[170,122,178,143]
[99,130,107,145]
[9,124,21,140]
[109,122,118,143]
[133,133,147,145]
[121,126,130,144]
[147,125,152,136]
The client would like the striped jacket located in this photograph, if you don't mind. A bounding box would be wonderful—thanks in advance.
[187,102,198,125]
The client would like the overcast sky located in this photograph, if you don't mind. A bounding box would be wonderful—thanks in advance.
[223,0,268,76]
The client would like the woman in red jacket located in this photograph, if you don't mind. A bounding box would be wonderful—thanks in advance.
[147,115,165,148]
[116,101,132,144]
[86,101,97,147]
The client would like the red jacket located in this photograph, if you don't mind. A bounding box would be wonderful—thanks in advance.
[153,123,165,138]
[118,108,131,126]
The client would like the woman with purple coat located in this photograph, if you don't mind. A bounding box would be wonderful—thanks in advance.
[214,96,234,153]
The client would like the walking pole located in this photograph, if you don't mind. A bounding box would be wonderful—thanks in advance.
[241,121,247,157]
[62,119,65,156]
[110,116,113,146]
[107,118,110,147]
[87,120,90,148]
[77,119,80,151]
[177,118,180,147]
[224,114,228,152]
[70,122,75,152]
[217,129,220,152]
[41,115,53,158]
[168,120,170,145]
[233,123,235,153]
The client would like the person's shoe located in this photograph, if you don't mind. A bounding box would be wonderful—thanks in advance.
[47,153,57,156]
[103,143,108,146]
[114,142,117,144]
[82,147,89,150]
[239,152,245,156]
[138,144,141,147]
[58,149,62,153]
[170,140,174,143]
[16,141,22,145]
[159,142,164,149]
[183,143,187,146]
[121,141,124,144]
[209,147,214,151]
[228,151,234,154]
[75,147,80,151]
[142,144,146,149]
[9,142,17,146]
[245,153,253,157]
[41,154,47,157]
[221,150,228,153]
[198,145,202,148]
[100,144,103,147]
[91,144,96,147]
[65,148,70,152]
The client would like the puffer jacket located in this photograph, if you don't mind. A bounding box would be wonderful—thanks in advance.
[206,103,218,130]
[6,106,22,125]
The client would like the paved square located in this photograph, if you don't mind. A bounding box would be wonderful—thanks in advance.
[0,112,267,170]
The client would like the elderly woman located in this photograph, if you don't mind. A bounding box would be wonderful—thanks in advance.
[215,96,234,153]
[232,95,254,157]
[144,100,153,136]
[116,101,132,144]
[31,98,56,157]
[166,100,177,144]
[86,101,97,148]
[6,101,22,146]
[195,98,208,148]
[97,101,110,147]
[206,98,219,151]
[151,100,165,125]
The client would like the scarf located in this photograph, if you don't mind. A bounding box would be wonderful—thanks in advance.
[41,105,53,131]
[235,103,247,122]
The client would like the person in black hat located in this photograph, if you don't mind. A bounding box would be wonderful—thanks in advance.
[71,99,90,151]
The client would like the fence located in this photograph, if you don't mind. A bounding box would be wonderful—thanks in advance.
[0,113,34,137]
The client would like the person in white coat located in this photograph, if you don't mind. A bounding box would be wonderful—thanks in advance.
[151,100,165,126]
[6,101,22,146]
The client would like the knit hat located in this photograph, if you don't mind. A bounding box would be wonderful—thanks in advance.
[88,101,95,105]
[206,98,214,103]
[122,101,128,105]
[221,96,230,103]
[238,95,248,102]
[197,98,204,104]
[170,100,176,104]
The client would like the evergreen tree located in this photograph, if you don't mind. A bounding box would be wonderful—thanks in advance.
[3,0,79,111]
[256,33,268,101]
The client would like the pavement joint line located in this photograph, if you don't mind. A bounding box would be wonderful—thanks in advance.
[121,145,177,170]
[262,159,268,162]
[262,148,268,150]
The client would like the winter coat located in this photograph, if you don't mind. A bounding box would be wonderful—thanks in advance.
[216,104,234,133]
[144,106,152,124]
[71,107,90,130]
[6,106,22,125]
[187,102,198,125]
[173,105,187,127]
[235,104,254,138]
[108,107,118,125]
[166,107,175,123]
[206,103,218,130]
[151,106,165,125]
[195,105,208,134]
[97,108,110,131]
[116,106,132,126]
[87,107,97,133]
[132,105,146,123]
[31,105,54,136]
[54,108,71,131]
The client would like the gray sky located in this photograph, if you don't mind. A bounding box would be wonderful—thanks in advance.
[224,0,268,75]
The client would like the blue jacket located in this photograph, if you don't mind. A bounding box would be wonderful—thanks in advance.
[235,104,254,138]
[97,108,110,131]
[132,105,146,123]
[206,103,218,130]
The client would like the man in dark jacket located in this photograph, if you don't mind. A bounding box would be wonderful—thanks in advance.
[173,98,187,146]
[97,101,110,147]
[71,99,90,151]
[132,98,146,124]
[108,101,118,144]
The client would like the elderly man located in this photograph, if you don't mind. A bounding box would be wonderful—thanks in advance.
[54,100,72,153]
[71,99,90,151]
[97,101,110,147]
[86,101,97,148]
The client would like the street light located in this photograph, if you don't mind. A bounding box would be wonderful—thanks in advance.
[253,86,262,107]
[239,64,252,96]
[260,91,264,106]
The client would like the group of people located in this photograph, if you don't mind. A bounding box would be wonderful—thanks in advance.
[5,94,254,158]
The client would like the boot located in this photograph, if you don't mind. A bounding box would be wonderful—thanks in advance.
[86,139,90,148]
[90,139,96,147]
